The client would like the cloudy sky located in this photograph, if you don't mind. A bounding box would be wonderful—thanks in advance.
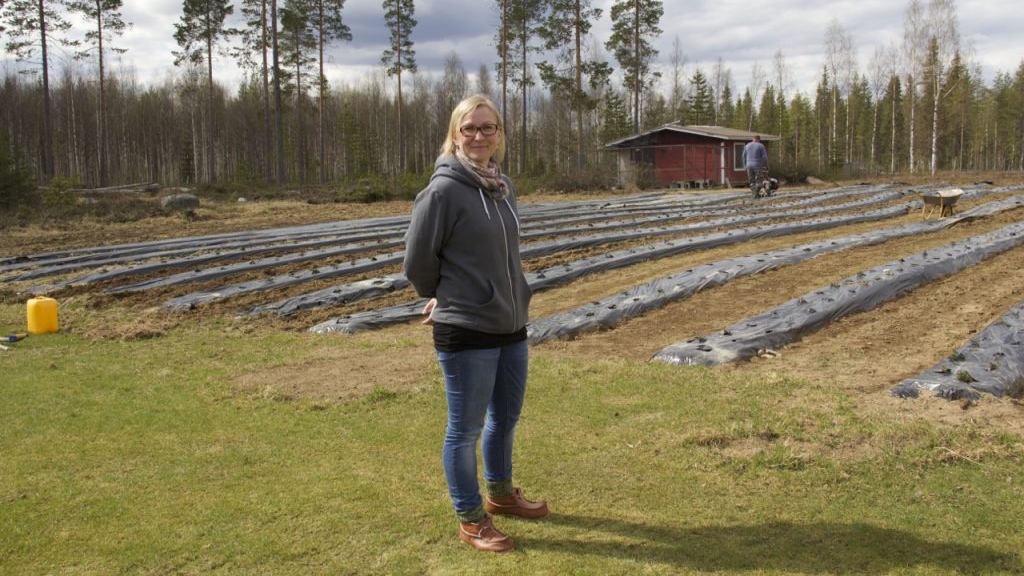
[8,0,1023,96]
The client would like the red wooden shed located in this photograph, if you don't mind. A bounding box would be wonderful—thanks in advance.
[605,124,780,189]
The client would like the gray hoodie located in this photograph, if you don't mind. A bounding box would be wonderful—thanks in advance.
[403,155,532,335]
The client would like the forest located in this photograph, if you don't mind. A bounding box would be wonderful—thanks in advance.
[1,0,1024,197]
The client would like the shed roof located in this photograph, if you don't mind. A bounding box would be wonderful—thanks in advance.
[605,123,781,149]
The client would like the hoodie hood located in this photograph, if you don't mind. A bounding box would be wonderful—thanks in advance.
[431,155,479,189]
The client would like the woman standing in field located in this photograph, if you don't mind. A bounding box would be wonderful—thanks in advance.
[403,94,548,553]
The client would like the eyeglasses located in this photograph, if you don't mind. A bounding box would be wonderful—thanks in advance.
[459,124,499,137]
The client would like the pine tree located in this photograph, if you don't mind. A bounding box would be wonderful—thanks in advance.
[280,0,316,181]
[271,0,285,183]
[236,0,274,181]
[718,83,735,127]
[789,92,815,168]
[600,90,631,144]
[0,130,36,211]
[307,0,352,183]
[496,0,544,174]
[173,0,235,182]
[605,0,663,132]
[536,0,610,168]
[1,0,77,180]
[67,0,129,186]
[685,69,713,125]
[881,73,905,173]
[756,84,776,135]
[493,0,511,127]
[381,0,416,174]
[736,87,755,137]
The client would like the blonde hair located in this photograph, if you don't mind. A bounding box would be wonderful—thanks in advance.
[439,94,506,164]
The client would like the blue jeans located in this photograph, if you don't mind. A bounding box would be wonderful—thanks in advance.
[438,340,528,516]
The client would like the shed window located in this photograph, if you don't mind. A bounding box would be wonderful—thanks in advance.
[733,143,745,171]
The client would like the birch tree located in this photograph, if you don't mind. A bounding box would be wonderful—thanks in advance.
[922,0,960,175]
[902,0,928,172]
[824,18,855,162]
[666,35,686,118]
[438,52,467,116]
[868,42,898,169]
[709,57,731,125]
[476,63,494,100]
[747,61,766,130]
[771,49,790,163]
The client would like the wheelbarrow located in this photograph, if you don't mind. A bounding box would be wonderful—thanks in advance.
[921,188,963,218]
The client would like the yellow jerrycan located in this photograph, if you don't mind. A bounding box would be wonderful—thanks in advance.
[27,296,59,334]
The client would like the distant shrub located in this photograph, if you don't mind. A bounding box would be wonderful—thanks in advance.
[345,174,392,203]
[549,166,617,193]
[771,158,823,185]
[42,177,82,211]
[0,144,38,219]
[516,165,617,195]
[339,172,429,203]
[393,171,430,200]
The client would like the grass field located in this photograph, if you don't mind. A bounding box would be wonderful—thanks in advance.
[2,300,1022,575]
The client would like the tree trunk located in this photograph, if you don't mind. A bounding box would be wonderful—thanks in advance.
[632,0,640,132]
[519,16,527,174]
[318,3,327,183]
[271,0,285,184]
[870,105,878,169]
[262,0,273,182]
[890,89,897,173]
[296,58,306,182]
[908,81,916,173]
[930,86,939,175]
[38,0,55,180]
[499,0,508,130]
[396,1,405,174]
[574,0,584,169]
[97,0,108,187]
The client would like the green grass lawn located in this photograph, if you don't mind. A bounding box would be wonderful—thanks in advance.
[1,303,1022,575]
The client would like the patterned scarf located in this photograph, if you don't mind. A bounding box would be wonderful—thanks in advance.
[455,149,509,201]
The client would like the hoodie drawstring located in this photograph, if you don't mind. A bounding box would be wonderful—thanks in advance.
[478,189,491,219]
[478,189,521,236]
[503,198,520,235]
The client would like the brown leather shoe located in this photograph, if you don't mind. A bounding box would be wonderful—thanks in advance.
[458,515,515,552]
[484,486,549,519]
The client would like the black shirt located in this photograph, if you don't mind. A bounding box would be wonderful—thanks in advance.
[433,322,527,352]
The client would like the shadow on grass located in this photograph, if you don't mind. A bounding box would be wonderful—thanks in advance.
[522,513,1020,574]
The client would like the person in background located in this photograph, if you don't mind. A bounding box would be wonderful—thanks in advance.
[403,94,548,553]
[742,134,769,194]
